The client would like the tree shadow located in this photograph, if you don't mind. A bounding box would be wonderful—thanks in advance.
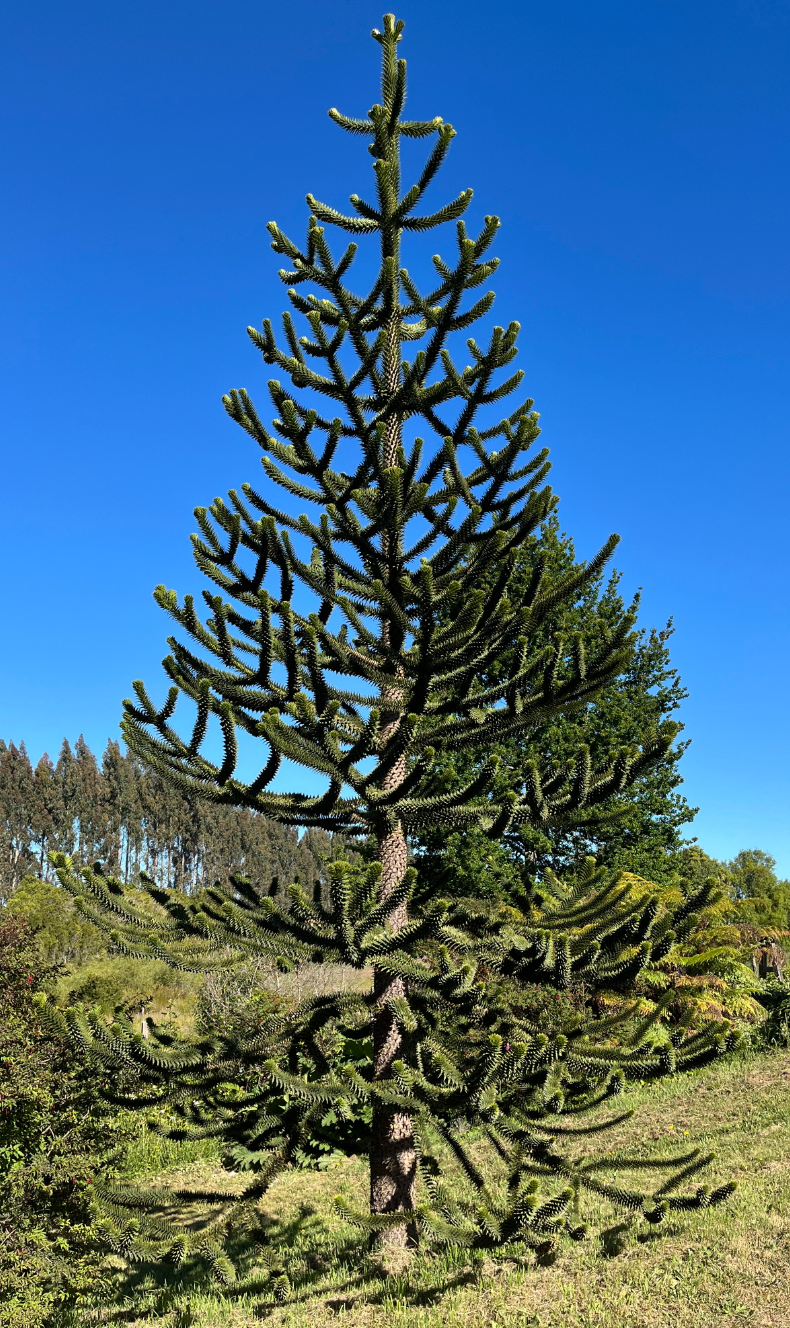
[81,1190,686,1323]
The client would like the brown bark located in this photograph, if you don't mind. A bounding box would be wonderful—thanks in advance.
[370,321,417,1239]
[368,199,416,1243]
[371,815,418,1247]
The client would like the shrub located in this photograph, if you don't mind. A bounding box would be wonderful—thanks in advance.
[6,875,106,966]
[0,915,131,1327]
[752,978,790,1048]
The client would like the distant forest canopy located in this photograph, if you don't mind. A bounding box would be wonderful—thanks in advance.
[1,736,788,933]
[0,736,334,902]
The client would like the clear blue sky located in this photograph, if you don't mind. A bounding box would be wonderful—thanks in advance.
[1,1,788,870]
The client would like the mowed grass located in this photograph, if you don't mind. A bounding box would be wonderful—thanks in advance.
[102,1048,790,1328]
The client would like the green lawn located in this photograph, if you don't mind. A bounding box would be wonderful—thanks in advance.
[90,1048,790,1328]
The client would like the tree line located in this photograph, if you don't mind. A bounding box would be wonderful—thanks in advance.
[0,736,331,903]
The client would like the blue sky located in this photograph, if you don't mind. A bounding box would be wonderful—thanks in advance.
[1,0,788,870]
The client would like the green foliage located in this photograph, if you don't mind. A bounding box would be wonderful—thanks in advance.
[59,955,200,1028]
[726,848,790,930]
[0,915,132,1327]
[429,845,784,1036]
[51,10,738,1280]
[194,964,293,1039]
[415,517,696,889]
[294,1033,374,1169]
[195,968,373,1168]
[4,877,202,1022]
[53,851,739,1272]
[752,979,790,1048]
[6,874,107,966]
[612,870,765,1029]
[671,845,790,933]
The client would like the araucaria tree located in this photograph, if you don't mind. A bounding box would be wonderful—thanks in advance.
[53,14,736,1273]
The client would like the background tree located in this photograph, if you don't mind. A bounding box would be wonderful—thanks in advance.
[52,13,738,1269]
[0,736,330,899]
[726,849,790,931]
[0,741,37,900]
[669,846,790,935]
[414,517,696,900]
[30,751,63,881]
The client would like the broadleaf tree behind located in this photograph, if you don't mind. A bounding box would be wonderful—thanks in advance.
[414,517,697,900]
[54,13,737,1266]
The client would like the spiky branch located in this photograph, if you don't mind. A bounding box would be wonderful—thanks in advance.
[50,853,737,1279]
[51,12,726,1274]
[122,14,675,844]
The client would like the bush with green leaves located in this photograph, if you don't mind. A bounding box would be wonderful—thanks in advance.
[752,979,790,1048]
[0,915,132,1328]
[6,874,106,966]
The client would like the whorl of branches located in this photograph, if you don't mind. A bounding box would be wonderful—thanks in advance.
[121,11,677,839]
[51,850,738,1260]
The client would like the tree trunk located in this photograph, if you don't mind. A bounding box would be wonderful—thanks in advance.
[371,817,418,1247]
[369,205,416,1243]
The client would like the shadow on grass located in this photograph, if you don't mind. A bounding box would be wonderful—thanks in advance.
[80,1199,503,1325]
[76,1179,691,1325]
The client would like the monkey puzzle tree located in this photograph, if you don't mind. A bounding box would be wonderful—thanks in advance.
[52,14,736,1272]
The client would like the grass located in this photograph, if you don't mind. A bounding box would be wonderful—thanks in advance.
[53,955,204,1033]
[79,1046,790,1328]
[120,1123,221,1180]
